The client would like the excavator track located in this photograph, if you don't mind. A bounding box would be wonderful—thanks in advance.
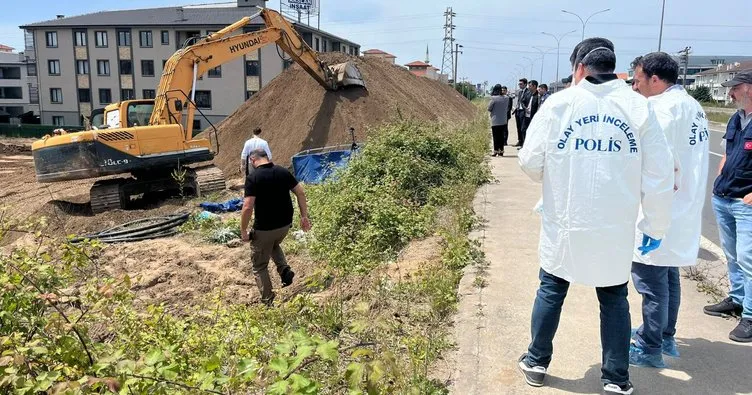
[191,165,226,197]
[90,180,125,214]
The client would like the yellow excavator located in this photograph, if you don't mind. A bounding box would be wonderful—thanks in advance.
[31,7,365,213]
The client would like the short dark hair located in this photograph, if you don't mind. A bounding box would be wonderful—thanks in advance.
[570,37,616,74]
[492,84,502,95]
[529,80,539,88]
[519,78,528,84]
[249,148,268,159]
[631,52,679,84]
[539,84,548,90]
[253,127,262,136]
[501,85,508,90]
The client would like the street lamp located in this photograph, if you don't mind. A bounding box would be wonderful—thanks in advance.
[532,46,557,83]
[561,8,610,41]
[658,0,666,51]
[522,56,535,78]
[543,29,577,86]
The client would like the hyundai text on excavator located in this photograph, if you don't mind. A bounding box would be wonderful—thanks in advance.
[31,7,365,213]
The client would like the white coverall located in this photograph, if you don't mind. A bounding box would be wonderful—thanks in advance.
[633,85,710,267]
[519,77,674,287]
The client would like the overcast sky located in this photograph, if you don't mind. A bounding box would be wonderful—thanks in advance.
[3,0,751,87]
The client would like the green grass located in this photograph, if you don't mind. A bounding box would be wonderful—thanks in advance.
[706,111,731,124]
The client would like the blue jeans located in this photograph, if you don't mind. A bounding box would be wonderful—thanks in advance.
[631,262,681,354]
[713,195,752,319]
[526,269,631,386]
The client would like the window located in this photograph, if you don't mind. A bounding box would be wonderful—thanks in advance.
[96,60,110,76]
[314,37,320,52]
[117,30,131,46]
[121,89,134,100]
[161,30,169,45]
[29,87,39,104]
[76,60,89,75]
[0,66,22,79]
[95,31,108,47]
[52,116,65,126]
[74,30,87,46]
[119,59,132,75]
[50,88,63,103]
[27,63,37,77]
[193,120,201,131]
[0,87,23,99]
[208,66,221,78]
[139,31,153,47]
[245,60,259,76]
[141,60,154,77]
[246,90,257,100]
[78,88,91,103]
[47,59,61,75]
[99,88,112,104]
[142,89,156,99]
[162,60,168,70]
[194,90,211,109]
[323,40,327,52]
[45,31,58,47]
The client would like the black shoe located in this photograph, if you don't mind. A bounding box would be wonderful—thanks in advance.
[730,318,752,343]
[491,152,498,157]
[281,268,295,287]
[500,150,504,157]
[603,381,634,395]
[704,297,743,317]
[517,353,546,387]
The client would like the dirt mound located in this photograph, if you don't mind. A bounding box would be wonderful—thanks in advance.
[0,143,31,155]
[210,53,477,176]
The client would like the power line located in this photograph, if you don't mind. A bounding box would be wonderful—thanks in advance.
[455,14,752,29]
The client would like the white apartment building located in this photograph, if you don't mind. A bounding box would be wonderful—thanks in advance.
[692,61,752,103]
[0,45,40,124]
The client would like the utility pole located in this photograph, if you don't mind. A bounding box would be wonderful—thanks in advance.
[454,43,463,87]
[658,0,666,51]
[678,46,691,88]
[441,8,456,83]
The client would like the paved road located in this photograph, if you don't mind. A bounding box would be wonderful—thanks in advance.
[702,123,727,247]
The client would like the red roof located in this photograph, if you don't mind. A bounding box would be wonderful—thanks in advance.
[364,49,396,58]
[405,61,430,67]
[616,72,629,80]
[0,44,14,52]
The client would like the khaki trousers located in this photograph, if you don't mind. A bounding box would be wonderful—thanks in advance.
[250,225,291,305]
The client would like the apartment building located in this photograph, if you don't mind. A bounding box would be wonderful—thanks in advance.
[692,61,752,103]
[0,45,40,124]
[20,0,360,127]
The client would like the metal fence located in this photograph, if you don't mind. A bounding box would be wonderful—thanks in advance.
[0,124,84,139]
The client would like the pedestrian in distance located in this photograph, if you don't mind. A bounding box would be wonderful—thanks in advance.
[517,37,674,395]
[519,80,541,148]
[514,78,531,148]
[628,52,710,367]
[488,84,512,156]
[240,127,272,176]
[240,148,311,307]
[703,69,752,343]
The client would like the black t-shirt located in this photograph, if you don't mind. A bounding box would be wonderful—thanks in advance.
[244,163,299,230]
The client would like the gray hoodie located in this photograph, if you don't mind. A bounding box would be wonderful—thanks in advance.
[487,95,511,126]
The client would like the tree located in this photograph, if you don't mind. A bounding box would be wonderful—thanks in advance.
[454,82,478,101]
[687,86,712,103]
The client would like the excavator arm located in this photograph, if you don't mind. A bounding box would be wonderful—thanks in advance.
[150,7,364,136]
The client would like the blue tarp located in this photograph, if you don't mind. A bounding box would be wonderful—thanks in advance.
[292,147,358,184]
[199,198,243,213]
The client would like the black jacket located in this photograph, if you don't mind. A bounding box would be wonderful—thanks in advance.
[527,92,540,119]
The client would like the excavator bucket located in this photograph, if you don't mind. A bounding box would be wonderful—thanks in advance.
[327,62,366,89]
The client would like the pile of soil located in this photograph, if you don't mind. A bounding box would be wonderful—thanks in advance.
[0,142,31,155]
[210,53,477,176]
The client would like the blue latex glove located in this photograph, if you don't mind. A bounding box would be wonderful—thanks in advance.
[638,234,662,256]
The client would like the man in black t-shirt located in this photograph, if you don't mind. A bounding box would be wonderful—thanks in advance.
[241,149,311,306]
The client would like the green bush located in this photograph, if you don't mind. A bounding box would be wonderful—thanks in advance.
[307,119,490,273]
